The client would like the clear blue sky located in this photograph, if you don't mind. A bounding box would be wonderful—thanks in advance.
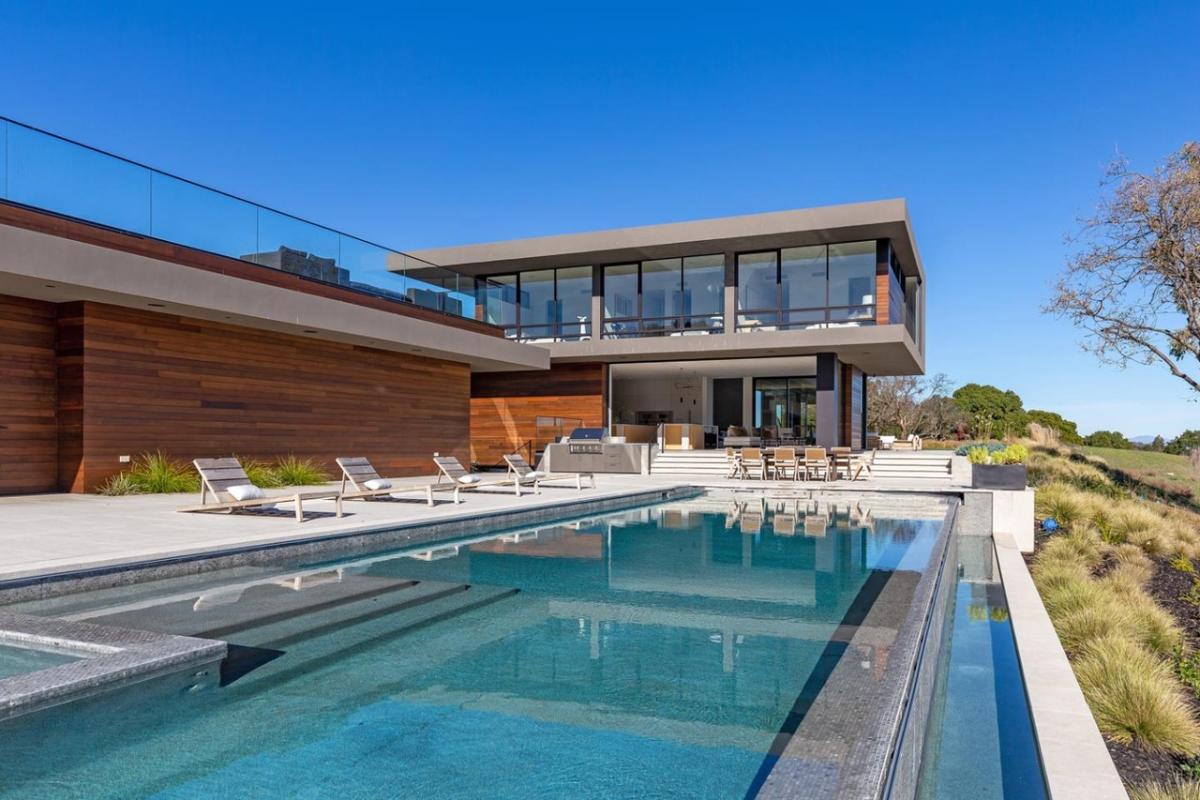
[2,1,1198,437]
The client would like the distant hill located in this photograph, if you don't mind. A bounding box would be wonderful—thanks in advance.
[1130,435,1159,445]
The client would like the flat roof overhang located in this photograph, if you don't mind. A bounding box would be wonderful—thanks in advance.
[408,199,925,282]
[0,220,548,372]
[541,326,923,376]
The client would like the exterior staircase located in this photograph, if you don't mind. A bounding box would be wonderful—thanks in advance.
[649,449,734,477]
[649,447,957,481]
[868,449,954,480]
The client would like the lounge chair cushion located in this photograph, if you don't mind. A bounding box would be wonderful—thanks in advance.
[363,478,392,491]
[457,474,481,484]
[228,484,265,501]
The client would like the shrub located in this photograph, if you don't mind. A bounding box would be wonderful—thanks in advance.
[126,452,199,494]
[993,443,1030,465]
[966,445,992,464]
[236,457,283,488]
[272,455,330,487]
[96,472,138,496]
[1073,634,1200,754]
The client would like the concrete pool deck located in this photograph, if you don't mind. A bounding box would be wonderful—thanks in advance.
[0,474,970,584]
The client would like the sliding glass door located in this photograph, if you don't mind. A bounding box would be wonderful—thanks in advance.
[753,377,817,443]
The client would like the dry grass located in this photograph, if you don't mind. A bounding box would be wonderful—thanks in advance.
[1129,778,1200,800]
[1030,450,1200,757]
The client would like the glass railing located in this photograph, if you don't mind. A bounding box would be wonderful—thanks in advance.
[0,116,488,324]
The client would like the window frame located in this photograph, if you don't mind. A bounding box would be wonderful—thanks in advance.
[735,241,878,332]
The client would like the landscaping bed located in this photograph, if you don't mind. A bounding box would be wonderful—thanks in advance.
[1028,444,1200,799]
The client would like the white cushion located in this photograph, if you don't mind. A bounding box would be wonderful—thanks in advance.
[228,484,265,501]
[363,478,392,491]
[457,474,481,485]
[526,470,547,480]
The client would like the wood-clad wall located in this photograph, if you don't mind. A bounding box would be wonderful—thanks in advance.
[55,302,470,492]
[470,363,607,467]
[0,295,58,494]
[840,364,864,449]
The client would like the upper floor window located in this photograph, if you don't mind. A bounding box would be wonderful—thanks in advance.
[478,266,593,341]
[602,255,724,338]
[737,241,877,331]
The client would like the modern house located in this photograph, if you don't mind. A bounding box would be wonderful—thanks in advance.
[413,202,925,465]
[0,116,924,494]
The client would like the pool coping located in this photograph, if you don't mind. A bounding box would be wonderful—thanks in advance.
[992,531,1129,800]
[0,485,700,604]
[0,611,225,720]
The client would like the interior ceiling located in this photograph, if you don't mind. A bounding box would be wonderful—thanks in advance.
[610,356,818,380]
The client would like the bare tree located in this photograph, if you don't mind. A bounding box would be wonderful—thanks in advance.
[868,373,953,437]
[1049,143,1200,393]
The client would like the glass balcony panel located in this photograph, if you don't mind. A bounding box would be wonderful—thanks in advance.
[338,237,414,303]
[828,305,876,326]
[641,258,682,320]
[252,209,342,283]
[603,320,640,338]
[8,124,150,234]
[150,174,257,260]
[737,312,779,331]
[479,274,518,328]
[0,120,7,199]
[784,309,827,329]
[518,325,557,342]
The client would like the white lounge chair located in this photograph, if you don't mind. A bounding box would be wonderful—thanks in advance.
[433,455,525,496]
[502,453,594,491]
[336,457,446,506]
[178,458,342,523]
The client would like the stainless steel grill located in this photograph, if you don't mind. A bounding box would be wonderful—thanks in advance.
[566,427,607,455]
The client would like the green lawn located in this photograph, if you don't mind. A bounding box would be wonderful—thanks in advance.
[1079,446,1200,497]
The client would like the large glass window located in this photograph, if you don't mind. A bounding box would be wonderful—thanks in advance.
[829,241,876,324]
[602,256,724,338]
[737,241,878,331]
[753,377,817,443]
[641,258,682,333]
[480,274,517,333]
[683,254,724,331]
[558,266,593,340]
[482,267,592,341]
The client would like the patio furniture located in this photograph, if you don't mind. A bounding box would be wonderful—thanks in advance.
[774,512,797,536]
[725,447,746,479]
[879,435,896,449]
[433,455,526,496]
[725,425,761,448]
[865,433,883,450]
[179,458,343,522]
[740,447,765,479]
[830,447,853,480]
[336,457,442,506]
[503,452,595,491]
[771,447,798,480]
[892,434,923,451]
[800,448,830,482]
[804,514,829,537]
[849,452,874,480]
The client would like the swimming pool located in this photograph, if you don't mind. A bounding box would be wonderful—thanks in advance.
[0,492,952,799]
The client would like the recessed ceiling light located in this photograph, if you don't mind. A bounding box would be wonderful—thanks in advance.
[302,329,318,334]
[147,303,165,308]
[44,284,57,289]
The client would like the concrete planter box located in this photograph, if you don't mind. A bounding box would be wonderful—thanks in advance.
[971,463,1027,490]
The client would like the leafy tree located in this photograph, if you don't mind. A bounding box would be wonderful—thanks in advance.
[1048,144,1200,394]
[918,393,969,440]
[951,383,1027,440]
[1166,430,1200,456]
[1026,409,1083,445]
[1084,430,1132,449]
[1149,435,1167,452]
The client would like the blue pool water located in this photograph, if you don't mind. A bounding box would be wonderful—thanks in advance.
[0,642,80,680]
[916,540,1047,799]
[0,495,947,799]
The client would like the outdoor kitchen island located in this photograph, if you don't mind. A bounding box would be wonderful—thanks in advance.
[541,428,654,474]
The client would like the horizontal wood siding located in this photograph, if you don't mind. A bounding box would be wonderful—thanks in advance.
[61,302,470,491]
[470,364,607,467]
[0,295,58,494]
